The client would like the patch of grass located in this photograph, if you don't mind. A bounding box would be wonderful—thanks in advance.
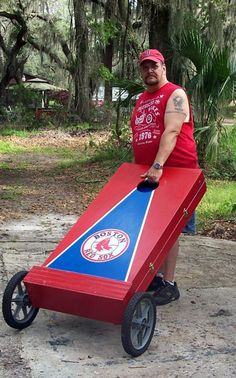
[0,162,10,170]
[0,141,29,154]
[0,128,36,137]
[197,179,236,230]
[0,187,23,201]
[0,160,29,170]
[54,152,96,173]
[46,147,85,159]
[0,141,83,159]
[55,158,84,170]
[0,138,92,175]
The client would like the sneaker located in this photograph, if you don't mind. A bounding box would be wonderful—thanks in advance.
[153,281,180,305]
[147,276,164,291]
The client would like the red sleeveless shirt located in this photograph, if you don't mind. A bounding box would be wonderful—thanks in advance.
[131,82,198,168]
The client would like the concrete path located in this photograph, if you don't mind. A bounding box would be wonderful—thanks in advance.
[0,214,236,378]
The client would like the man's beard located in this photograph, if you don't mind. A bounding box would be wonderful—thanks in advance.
[144,78,159,86]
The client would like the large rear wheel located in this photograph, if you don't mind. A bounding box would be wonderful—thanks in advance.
[121,292,156,357]
[2,271,39,330]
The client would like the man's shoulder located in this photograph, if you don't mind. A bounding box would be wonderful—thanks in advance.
[167,82,189,96]
[169,87,188,101]
[165,82,183,91]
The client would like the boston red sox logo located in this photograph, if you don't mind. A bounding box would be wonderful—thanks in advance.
[81,229,130,262]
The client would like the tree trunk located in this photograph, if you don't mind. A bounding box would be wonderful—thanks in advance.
[148,1,174,81]
[103,40,113,103]
[115,0,130,140]
[103,0,117,103]
[0,12,27,104]
[73,0,90,121]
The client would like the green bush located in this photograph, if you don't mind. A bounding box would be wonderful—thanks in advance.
[87,127,132,166]
[204,125,236,180]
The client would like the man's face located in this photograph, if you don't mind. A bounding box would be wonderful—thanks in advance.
[140,60,166,87]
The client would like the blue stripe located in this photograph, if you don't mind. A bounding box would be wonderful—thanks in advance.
[48,188,153,281]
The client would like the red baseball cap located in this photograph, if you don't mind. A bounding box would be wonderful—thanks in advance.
[139,49,165,65]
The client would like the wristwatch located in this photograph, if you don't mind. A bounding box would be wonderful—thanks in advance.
[152,162,163,170]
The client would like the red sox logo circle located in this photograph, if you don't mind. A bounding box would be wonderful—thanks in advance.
[81,229,130,262]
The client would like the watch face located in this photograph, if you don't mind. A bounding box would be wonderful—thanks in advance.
[153,163,162,169]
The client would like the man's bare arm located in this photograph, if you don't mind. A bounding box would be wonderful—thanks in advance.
[141,89,189,182]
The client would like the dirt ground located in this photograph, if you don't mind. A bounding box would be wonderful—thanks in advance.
[0,130,235,240]
[0,130,113,223]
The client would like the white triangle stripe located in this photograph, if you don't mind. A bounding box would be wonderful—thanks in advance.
[124,190,155,282]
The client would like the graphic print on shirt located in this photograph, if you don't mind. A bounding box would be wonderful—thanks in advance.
[133,95,165,147]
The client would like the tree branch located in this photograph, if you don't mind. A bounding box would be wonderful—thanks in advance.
[0,32,8,54]
[26,12,74,70]
[27,36,71,72]
[0,11,28,95]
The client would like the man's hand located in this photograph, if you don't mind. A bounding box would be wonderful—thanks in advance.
[141,166,163,182]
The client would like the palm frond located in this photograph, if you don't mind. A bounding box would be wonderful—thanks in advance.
[112,78,145,106]
[178,29,213,73]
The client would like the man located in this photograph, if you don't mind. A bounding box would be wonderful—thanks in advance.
[131,49,199,305]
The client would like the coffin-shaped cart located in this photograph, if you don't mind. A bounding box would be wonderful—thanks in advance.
[2,163,206,356]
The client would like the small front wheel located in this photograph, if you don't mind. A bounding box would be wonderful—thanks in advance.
[121,292,156,357]
[2,271,39,330]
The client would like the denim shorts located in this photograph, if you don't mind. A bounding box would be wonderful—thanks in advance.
[182,211,196,234]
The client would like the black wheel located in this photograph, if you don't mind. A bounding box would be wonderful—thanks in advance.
[2,271,39,330]
[121,292,156,357]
